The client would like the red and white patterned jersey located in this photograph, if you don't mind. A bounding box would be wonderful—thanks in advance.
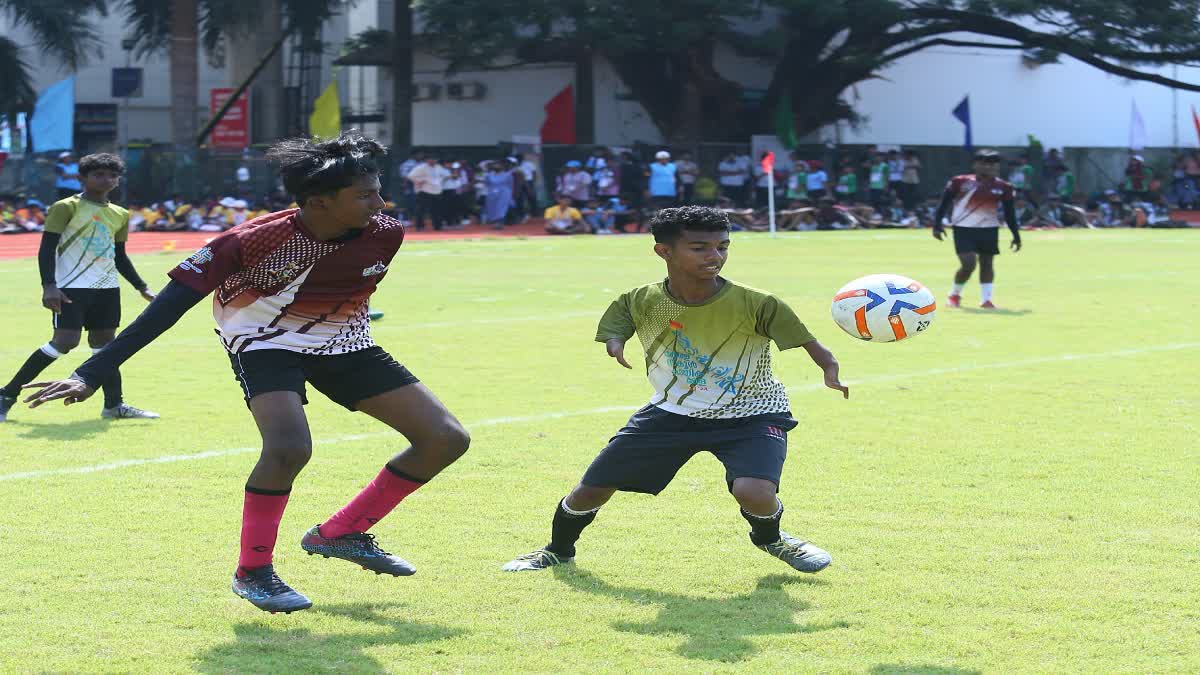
[943,174,1014,229]
[168,209,404,355]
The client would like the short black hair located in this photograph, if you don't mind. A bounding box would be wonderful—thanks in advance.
[266,131,386,205]
[649,206,731,244]
[78,153,125,176]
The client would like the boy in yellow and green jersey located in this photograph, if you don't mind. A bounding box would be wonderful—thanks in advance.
[503,206,849,574]
[0,153,158,422]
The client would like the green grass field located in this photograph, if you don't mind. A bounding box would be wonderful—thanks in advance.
[1,229,1197,673]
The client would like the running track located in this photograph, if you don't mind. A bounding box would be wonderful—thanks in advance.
[0,221,554,261]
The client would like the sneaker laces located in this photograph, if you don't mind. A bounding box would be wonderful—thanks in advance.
[515,549,559,565]
[263,570,292,595]
[768,539,809,556]
[344,532,388,555]
[243,567,291,595]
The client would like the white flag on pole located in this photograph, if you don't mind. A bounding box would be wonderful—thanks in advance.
[1129,99,1148,150]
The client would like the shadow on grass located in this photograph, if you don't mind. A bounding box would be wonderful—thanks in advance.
[957,307,1033,316]
[554,568,849,662]
[870,665,982,674]
[5,417,115,440]
[192,602,463,673]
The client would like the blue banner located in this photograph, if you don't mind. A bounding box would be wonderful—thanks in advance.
[31,76,75,152]
[951,95,972,151]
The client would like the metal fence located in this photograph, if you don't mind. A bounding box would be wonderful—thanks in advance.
[0,143,1182,208]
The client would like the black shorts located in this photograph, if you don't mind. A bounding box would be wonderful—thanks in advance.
[952,226,1000,256]
[581,404,798,495]
[52,288,121,331]
[227,346,420,411]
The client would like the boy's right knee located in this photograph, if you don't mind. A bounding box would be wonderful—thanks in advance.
[566,485,615,511]
[261,440,312,476]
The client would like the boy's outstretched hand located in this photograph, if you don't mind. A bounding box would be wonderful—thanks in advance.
[824,363,849,399]
[23,378,95,408]
[802,340,849,399]
[606,338,633,369]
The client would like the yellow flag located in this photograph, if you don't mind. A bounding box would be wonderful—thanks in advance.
[309,79,341,139]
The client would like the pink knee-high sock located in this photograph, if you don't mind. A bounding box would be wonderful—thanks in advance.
[238,488,290,575]
[319,465,425,539]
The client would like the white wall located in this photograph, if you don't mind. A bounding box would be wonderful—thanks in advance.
[2,10,228,147]
[405,53,574,146]
[841,42,1200,149]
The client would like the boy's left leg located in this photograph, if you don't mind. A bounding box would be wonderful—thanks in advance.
[713,417,832,573]
[978,254,997,308]
[88,328,159,419]
[299,349,469,575]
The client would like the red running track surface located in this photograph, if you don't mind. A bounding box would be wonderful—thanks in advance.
[0,221,554,261]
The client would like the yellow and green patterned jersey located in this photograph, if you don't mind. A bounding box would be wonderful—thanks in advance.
[43,195,130,289]
[595,278,815,419]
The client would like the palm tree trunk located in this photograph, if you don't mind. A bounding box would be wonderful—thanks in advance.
[391,0,413,155]
[228,0,285,143]
[574,48,594,144]
[169,0,198,148]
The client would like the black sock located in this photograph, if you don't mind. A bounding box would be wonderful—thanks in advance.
[1,346,59,398]
[546,498,598,558]
[741,501,783,546]
[101,368,123,409]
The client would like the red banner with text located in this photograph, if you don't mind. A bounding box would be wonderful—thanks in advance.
[209,88,250,150]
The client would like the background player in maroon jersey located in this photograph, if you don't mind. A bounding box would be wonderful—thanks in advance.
[933,149,1022,309]
[21,133,470,614]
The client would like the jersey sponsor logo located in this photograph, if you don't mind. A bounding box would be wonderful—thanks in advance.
[362,261,389,277]
[178,246,213,273]
[266,260,307,283]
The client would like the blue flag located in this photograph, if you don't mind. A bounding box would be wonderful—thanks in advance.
[951,95,972,151]
[31,77,75,152]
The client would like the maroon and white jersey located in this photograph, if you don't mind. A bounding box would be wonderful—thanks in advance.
[943,174,1014,229]
[168,209,404,355]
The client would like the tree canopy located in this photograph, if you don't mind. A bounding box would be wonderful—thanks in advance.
[0,0,109,113]
[418,0,1200,141]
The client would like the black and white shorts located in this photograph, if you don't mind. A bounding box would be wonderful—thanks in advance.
[52,288,121,331]
[227,346,420,410]
[581,404,799,495]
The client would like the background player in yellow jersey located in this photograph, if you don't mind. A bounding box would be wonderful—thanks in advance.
[0,153,157,422]
[503,206,849,573]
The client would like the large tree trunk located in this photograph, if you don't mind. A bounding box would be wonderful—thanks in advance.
[609,40,740,143]
[228,0,284,144]
[574,48,595,144]
[391,0,413,156]
[169,0,198,149]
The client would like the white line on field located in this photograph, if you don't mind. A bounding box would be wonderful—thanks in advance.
[1,342,1195,483]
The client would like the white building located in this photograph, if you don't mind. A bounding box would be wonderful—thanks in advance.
[5,2,1200,151]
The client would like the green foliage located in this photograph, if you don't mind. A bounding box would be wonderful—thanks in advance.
[120,0,348,60]
[419,0,1200,138]
[0,0,110,109]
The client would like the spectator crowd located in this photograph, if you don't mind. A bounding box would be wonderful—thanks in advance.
[3,144,1194,236]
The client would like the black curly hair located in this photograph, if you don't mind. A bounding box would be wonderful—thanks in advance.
[78,153,125,176]
[649,206,731,244]
[266,131,386,205]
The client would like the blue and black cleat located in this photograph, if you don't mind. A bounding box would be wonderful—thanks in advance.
[301,525,416,576]
[232,564,312,614]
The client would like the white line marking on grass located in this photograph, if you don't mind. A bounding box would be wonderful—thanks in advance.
[1,343,1195,483]
[0,407,635,483]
